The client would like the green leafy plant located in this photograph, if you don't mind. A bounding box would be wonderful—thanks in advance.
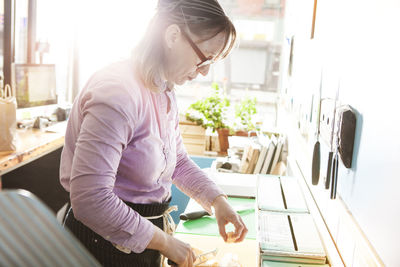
[185,82,230,132]
[234,96,258,131]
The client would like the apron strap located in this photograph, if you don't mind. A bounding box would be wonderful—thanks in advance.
[112,204,178,267]
[145,205,178,267]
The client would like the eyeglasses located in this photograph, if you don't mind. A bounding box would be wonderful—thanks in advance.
[181,30,215,69]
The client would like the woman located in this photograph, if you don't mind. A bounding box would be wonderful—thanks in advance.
[61,0,248,266]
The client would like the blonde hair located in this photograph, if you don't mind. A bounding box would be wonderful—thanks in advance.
[132,1,236,92]
[132,16,170,92]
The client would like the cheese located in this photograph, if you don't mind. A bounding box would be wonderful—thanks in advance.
[226,231,236,243]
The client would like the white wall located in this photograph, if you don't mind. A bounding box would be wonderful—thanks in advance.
[281,0,400,265]
[333,1,400,265]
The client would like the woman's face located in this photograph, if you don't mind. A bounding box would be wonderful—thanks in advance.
[164,24,226,85]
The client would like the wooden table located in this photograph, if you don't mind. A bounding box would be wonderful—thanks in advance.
[174,197,258,266]
[0,122,66,177]
[175,233,258,267]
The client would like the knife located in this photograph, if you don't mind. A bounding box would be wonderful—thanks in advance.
[325,94,338,190]
[330,151,339,199]
[330,89,340,199]
[325,152,333,190]
[179,204,254,221]
[312,70,323,186]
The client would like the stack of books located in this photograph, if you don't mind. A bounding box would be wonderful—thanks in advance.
[258,211,327,264]
[239,134,286,175]
[256,175,327,265]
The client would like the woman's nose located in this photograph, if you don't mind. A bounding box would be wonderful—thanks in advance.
[198,65,211,76]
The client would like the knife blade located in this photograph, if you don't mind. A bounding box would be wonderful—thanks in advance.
[179,204,254,221]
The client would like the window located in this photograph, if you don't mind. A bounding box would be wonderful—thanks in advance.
[0,2,4,74]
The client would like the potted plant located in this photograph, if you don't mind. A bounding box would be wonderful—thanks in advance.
[185,82,231,152]
[233,96,259,136]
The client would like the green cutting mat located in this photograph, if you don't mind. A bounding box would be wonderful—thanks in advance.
[176,197,256,239]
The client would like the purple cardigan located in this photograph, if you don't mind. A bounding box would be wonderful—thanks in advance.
[60,60,224,253]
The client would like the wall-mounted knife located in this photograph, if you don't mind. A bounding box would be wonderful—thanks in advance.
[330,89,340,199]
[325,90,339,190]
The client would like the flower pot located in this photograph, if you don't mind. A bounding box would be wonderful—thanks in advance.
[234,130,248,137]
[217,128,230,153]
[234,130,257,137]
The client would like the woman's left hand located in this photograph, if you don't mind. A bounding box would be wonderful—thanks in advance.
[212,195,248,243]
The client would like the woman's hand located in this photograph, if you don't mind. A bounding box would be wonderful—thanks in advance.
[161,235,197,267]
[212,195,248,243]
[148,227,196,267]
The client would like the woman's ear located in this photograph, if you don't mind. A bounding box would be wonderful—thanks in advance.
[165,24,181,49]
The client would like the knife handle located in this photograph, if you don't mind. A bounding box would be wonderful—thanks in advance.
[333,153,339,198]
[167,259,177,266]
[312,141,321,185]
[330,153,339,199]
[325,152,333,190]
[179,210,209,221]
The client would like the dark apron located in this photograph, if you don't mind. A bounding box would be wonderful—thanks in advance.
[64,199,171,267]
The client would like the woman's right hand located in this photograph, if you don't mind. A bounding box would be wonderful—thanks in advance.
[148,226,196,267]
[162,235,196,267]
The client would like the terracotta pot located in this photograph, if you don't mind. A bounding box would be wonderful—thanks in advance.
[235,130,248,137]
[217,128,230,153]
[234,130,257,137]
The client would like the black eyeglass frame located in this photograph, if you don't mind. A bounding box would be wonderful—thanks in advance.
[180,30,216,69]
